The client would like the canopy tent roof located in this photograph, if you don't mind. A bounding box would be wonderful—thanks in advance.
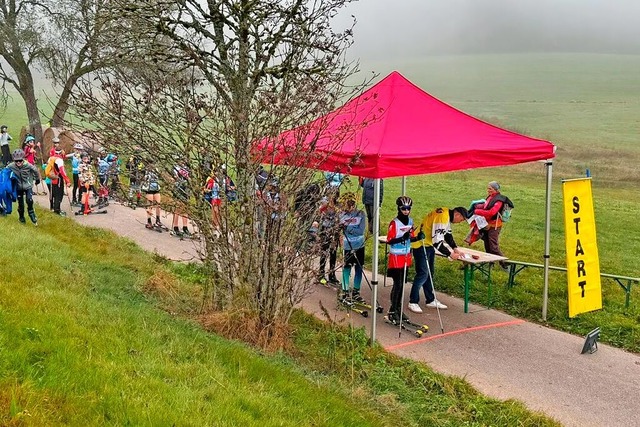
[257,71,555,178]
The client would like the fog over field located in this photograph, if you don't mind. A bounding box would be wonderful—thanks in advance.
[338,0,640,59]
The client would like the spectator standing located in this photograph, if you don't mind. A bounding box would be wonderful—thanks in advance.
[359,177,384,234]
[0,125,13,166]
[471,181,512,270]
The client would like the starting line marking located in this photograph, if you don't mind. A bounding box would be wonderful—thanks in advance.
[384,319,526,351]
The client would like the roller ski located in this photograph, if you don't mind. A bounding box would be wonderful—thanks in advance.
[349,290,384,314]
[384,312,429,337]
[337,291,368,317]
[75,209,107,215]
[146,219,169,233]
[77,196,107,215]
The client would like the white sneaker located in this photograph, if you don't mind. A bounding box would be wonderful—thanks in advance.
[407,303,423,313]
[426,299,448,310]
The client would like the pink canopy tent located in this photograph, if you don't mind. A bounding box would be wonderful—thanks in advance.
[258,71,557,342]
[258,71,555,178]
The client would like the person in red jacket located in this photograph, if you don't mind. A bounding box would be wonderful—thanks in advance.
[471,181,513,269]
[48,148,72,216]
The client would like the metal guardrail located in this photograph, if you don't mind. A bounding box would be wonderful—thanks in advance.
[506,261,639,308]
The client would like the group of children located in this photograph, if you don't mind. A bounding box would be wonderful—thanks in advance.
[306,176,512,326]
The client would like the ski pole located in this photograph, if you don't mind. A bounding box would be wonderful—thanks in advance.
[422,240,444,334]
[398,254,408,338]
[343,229,383,311]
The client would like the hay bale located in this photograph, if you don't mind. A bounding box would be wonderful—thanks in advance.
[41,127,103,157]
[43,127,63,155]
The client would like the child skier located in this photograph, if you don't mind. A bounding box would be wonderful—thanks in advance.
[77,152,98,215]
[171,162,191,237]
[338,192,367,304]
[142,162,164,230]
[385,196,424,324]
[7,149,40,225]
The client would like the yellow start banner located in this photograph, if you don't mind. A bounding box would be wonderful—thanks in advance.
[562,178,602,317]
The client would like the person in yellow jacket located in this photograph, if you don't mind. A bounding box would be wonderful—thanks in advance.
[408,206,468,313]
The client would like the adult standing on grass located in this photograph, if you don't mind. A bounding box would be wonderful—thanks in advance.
[471,181,512,270]
[7,149,40,225]
[0,125,13,166]
[359,177,383,235]
[408,206,468,313]
[385,196,424,324]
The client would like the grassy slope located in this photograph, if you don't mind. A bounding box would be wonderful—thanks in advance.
[0,211,558,426]
[0,215,397,426]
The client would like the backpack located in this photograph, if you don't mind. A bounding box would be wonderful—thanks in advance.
[44,157,59,180]
[499,197,515,223]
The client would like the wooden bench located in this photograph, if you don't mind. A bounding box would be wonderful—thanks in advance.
[506,261,640,308]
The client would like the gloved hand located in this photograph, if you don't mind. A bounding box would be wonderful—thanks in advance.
[417,231,425,240]
[35,179,41,185]
[402,231,411,241]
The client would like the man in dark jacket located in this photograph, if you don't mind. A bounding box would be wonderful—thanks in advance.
[359,177,383,234]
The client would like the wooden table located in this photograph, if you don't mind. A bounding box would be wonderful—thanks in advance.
[455,247,508,313]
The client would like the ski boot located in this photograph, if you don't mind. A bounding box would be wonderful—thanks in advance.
[28,212,37,225]
[171,227,183,238]
[385,311,401,325]
[155,219,168,231]
[145,220,154,230]
[328,274,340,286]
[351,289,365,303]
[182,227,191,237]
[339,291,352,306]
[19,216,26,224]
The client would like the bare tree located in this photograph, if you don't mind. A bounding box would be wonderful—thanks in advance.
[40,0,128,127]
[0,0,50,141]
[71,0,366,348]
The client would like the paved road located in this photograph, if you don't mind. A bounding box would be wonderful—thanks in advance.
[34,193,640,427]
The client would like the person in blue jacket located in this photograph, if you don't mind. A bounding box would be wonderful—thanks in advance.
[338,192,367,304]
[7,149,40,225]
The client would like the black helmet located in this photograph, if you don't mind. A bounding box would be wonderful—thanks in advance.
[12,149,25,161]
[396,196,413,208]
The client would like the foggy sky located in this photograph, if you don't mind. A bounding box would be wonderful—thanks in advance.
[338,0,640,59]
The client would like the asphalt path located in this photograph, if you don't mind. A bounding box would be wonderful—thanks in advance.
[33,192,640,427]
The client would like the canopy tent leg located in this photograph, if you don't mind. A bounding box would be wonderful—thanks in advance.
[370,178,382,345]
[542,161,553,320]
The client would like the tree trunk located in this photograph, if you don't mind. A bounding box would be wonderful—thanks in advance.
[14,65,43,144]
[51,76,78,128]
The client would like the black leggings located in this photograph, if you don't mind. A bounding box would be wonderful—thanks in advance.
[388,267,409,313]
[16,188,35,217]
[72,173,79,201]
